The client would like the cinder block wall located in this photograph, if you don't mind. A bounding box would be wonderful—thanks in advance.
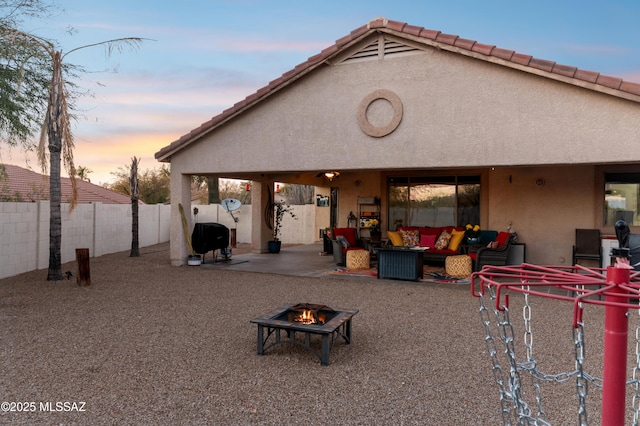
[1,202,172,279]
[1,202,323,279]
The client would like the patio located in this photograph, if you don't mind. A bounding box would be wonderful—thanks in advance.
[0,242,609,424]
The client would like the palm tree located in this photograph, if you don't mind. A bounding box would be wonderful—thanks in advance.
[76,165,92,182]
[129,156,140,257]
[2,28,143,280]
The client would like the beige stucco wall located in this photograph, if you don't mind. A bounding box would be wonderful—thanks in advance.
[486,165,599,265]
[170,46,640,176]
[166,38,640,266]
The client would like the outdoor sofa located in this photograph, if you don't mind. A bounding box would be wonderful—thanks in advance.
[389,226,512,270]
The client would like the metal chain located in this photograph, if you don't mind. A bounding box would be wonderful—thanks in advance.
[479,286,513,424]
[574,322,588,426]
[495,296,533,423]
[523,289,546,422]
[495,307,531,418]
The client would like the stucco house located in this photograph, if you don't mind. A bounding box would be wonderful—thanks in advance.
[155,17,640,268]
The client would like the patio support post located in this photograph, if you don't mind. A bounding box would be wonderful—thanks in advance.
[251,178,273,253]
[170,172,193,266]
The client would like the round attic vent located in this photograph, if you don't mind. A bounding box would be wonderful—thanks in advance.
[357,89,403,137]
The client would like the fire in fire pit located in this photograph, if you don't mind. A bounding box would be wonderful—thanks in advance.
[285,303,336,325]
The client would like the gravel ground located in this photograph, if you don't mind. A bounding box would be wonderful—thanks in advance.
[1,243,638,425]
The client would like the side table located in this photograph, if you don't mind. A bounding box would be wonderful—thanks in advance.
[363,238,387,261]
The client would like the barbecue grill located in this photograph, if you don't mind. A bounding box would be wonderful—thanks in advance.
[191,222,230,261]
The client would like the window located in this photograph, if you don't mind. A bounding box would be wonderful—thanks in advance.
[387,176,480,230]
[605,173,640,226]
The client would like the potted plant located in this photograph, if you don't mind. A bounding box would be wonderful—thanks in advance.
[269,200,297,253]
[368,219,381,242]
[465,223,481,245]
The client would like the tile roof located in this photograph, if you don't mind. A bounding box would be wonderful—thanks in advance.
[155,17,640,161]
[0,163,133,204]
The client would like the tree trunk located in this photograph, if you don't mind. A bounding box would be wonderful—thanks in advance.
[130,156,140,257]
[130,199,139,256]
[207,177,220,204]
[46,52,63,281]
[47,146,62,280]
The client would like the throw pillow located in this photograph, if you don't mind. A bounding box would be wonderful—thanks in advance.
[448,229,466,251]
[487,241,499,249]
[420,234,437,248]
[496,232,511,248]
[387,231,404,247]
[400,229,420,247]
[335,235,350,248]
[435,230,452,250]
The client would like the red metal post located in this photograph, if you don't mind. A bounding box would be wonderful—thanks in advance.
[602,265,631,426]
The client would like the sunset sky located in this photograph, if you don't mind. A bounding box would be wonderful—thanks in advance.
[4,0,640,184]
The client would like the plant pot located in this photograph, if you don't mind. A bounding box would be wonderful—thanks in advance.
[370,231,382,242]
[268,240,282,253]
[467,237,480,245]
[187,254,202,266]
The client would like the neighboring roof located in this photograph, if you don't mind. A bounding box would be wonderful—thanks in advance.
[0,164,133,204]
[155,17,640,162]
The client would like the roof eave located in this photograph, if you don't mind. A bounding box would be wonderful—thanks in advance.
[154,27,374,163]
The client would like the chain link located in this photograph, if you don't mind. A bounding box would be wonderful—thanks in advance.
[574,322,588,426]
[497,307,533,422]
[479,286,513,424]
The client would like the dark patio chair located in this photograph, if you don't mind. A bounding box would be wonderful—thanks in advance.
[472,232,514,271]
[331,227,365,266]
[572,229,601,268]
[629,233,640,271]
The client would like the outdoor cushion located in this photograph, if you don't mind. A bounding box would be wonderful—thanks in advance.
[335,235,350,249]
[420,234,437,248]
[333,227,357,247]
[479,230,499,245]
[435,230,452,250]
[496,232,511,248]
[400,229,420,246]
[420,227,442,237]
[387,231,403,246]
[448,229,466,251]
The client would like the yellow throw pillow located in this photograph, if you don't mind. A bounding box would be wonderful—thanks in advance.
[387,231,403,247]
[448,229,466,251]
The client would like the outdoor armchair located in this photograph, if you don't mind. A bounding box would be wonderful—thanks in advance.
[572,229,602,268]
[472,232,514,271]
[331,227,364,266]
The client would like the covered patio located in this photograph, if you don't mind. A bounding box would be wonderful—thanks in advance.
[155,17,640,269]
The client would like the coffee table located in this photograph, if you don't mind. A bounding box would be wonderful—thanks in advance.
[376,247,425,281]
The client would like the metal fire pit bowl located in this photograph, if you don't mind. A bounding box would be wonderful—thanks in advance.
[250,304,358,366]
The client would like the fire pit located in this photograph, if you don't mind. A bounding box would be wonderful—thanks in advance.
[250,303,358,366]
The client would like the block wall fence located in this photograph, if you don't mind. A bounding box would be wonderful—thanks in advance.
[0,202,322,279]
